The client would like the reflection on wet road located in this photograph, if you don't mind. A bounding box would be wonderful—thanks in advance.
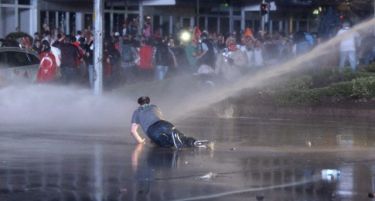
[0,116,375,201]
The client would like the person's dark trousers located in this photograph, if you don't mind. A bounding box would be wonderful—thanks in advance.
[61,67,79,84]
[147,120,196,148]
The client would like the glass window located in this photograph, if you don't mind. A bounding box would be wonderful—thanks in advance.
[234,20,241,33]
[84,14,93,30]
[220,18,229,35]
[199,17,205,29]
[182,18,190,29]
[69,12,76,35]
[254,20,260,33]
[104,13,110,37]
[208,17,217,33]
[0,7,16,37]
[272,20,279,32]
[245,20,253,29]
[19,8,30,33]
[153,15,160,27]
[18,0,30,5]
[127,6,138,11]
[104,2,111,9]
[114,13,125,33]
[1,0,15,4]
[47,11,57,30]
[113,6,125,10]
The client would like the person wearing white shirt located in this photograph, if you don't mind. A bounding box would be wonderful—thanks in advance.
[337,22,360,71]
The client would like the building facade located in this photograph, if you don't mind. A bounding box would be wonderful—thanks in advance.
[0,0,337,39]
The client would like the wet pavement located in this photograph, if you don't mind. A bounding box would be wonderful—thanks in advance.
[1,116,375,201]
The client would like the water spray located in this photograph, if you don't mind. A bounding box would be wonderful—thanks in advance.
[170,18,375,121]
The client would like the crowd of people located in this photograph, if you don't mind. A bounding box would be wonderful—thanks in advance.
[1,18,375,90]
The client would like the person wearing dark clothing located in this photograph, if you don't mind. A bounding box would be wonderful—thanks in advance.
[103,39,121,88]
[196,33,216,69]
[83,35,94,88]
[130,96,211,149]
[121,35,138,84]
[137,39,154,81]
[154,40,176,80]
[58,37,81,84]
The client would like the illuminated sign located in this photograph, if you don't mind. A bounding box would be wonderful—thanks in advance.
[142,0,176,6]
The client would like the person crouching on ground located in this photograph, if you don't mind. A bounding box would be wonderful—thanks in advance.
[130,96,209,148]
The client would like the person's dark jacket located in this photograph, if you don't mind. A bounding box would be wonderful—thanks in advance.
[59,43,80,68]
[197,39,215,68]
[154,42,174,67]
[83,41,94,66]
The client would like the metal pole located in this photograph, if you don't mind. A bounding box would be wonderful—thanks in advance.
[241,7,245,31]
[93,0,104,95]
[15,0,19,31]
[261,0,265,32]
[229,6,233,33]
[139,1,143,36]
[30,0,39,36]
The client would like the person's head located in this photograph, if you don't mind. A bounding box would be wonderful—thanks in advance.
[41,40,51,52]
[226,36,237,51]
[70,35,77,43]
[137,96,150,106]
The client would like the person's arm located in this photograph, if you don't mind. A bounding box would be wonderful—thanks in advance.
[196,43,208,59]
[131,143,144,171]
[131,123,146,144]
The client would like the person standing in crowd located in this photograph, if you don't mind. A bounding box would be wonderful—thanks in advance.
[337,21,360,71]
[137,39,154,81]
[83,34,95,88]
[71,36,85,82]
[196,32,216,70]
[121,35,138,84]
[37,40,58,83]
[75,30,83,42]
[57,35,81,84]
[154,38,176,80]
[215,36,247,81]
[240,27,256,69]
[130,96,212,149]
[184,39,198,72]
[253,40,264,68]
[32,39,42,54]
[103,39,121,88]
[293,31,312,56]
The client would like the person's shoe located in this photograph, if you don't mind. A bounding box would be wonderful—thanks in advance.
[171,131,184,149]
[193,140,213,149]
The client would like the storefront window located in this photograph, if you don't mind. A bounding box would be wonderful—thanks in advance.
[84,13,93,30]
[19,8,30,33]
[0,7,16,37]
[1,0,16,4]
[18,0,30,5]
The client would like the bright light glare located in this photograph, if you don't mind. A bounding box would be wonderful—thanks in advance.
[180,31,191,42]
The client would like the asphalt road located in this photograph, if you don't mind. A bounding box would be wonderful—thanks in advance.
[0,116,375,201]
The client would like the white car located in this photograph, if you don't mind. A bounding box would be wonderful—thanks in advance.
[0,47,40,86]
